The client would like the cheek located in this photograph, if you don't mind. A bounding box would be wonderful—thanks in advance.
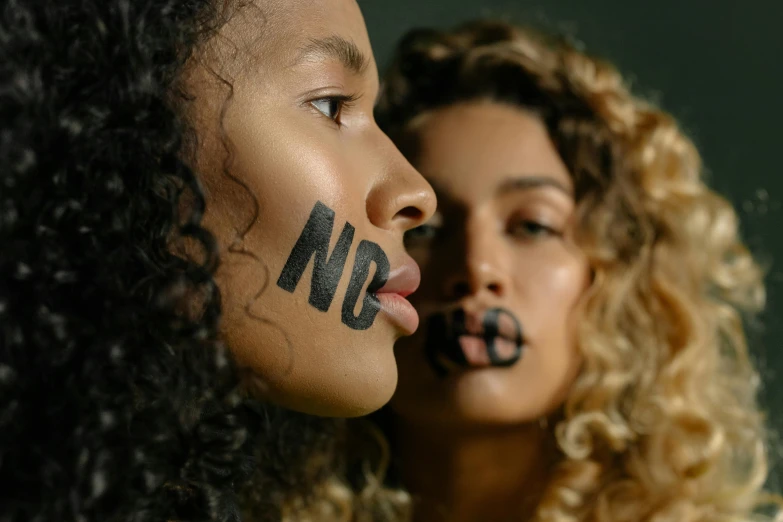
[516,247,589,318]
[187,95,399,415]
[228,113,353,215]
[206,196,399,415]
[515,252,588,391]
[199,91,375,266]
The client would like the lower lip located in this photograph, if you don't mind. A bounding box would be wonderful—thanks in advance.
[376,293,419,335]
[442,335,522,368]
[458,336,493,366]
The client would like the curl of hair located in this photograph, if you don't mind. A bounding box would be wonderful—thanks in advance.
[0,1,336,521]
[359,19,781,522]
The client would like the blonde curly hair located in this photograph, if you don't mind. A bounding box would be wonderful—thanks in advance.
[338,19,781,522]
[267,19,781,522]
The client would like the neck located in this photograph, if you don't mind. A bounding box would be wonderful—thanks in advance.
[394,417,554,522]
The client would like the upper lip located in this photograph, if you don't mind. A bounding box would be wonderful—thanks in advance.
[460,311,490,337]
[443,307,523,344]
[376,256,421,298]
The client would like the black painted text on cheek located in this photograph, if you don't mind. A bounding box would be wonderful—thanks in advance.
[277,201,390,331]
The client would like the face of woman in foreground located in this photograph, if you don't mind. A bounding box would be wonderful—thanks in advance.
[182,0,436,417]
[392,102,590,427]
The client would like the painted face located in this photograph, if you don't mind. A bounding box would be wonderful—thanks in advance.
[391,102,590,426]
[182,0,436,417]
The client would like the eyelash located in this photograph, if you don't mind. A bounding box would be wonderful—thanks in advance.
[402,213,562,248]
[404,219,559,244]
[508,218,560,240]
[309,94,360,126]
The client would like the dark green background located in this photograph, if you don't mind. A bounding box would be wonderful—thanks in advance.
[361,0,783,489]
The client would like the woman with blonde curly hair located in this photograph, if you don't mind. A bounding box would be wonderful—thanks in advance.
[338,19,782,522]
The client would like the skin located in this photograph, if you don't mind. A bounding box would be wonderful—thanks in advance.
[181,0,436,417]
[390,102,590,521]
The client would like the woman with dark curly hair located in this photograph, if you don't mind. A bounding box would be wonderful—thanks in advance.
[334,19,782,522]
[0,0,434,520]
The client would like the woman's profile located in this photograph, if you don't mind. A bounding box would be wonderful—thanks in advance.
[0,0,434,520]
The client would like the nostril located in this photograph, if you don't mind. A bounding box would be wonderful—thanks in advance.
[487,282,503,295]
[397,205,424,223]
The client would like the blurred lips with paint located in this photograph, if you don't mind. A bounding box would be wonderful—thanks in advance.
[425,307,525,376]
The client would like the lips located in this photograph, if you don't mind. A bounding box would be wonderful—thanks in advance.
[374,256,421,334]
[425,307,525,376]
[376,257,420,297]
[448,308,522,344]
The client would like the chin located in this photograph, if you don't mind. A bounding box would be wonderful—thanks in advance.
[449,400,543,426]
[393,397,545,427]
[392,370,557,426]
[338,340,400,417]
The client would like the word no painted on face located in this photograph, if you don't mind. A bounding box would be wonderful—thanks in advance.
[277,201,390,330]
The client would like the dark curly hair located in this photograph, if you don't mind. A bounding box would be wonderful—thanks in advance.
[0,1,339,520]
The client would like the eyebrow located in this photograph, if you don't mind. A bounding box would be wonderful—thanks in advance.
[294,35,370,75]
[496,176,573,198]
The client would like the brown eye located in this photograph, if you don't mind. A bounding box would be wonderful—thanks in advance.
[309,94,359,125]
[310,97,343,122]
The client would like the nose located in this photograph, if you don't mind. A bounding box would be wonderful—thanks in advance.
[442,220,509,300]
[365,133,436,234]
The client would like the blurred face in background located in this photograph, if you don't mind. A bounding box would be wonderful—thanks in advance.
[391,101,591,427]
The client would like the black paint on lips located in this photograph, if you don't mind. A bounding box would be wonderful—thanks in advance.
[424,307,525,377]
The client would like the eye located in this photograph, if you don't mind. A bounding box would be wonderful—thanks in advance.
[404,223,439,245]
[309,94,358,125]
[311,98,341,120]
[508,218,559,239]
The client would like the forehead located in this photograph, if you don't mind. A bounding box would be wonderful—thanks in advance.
[412,102,572,202]
[236,0,373,68]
